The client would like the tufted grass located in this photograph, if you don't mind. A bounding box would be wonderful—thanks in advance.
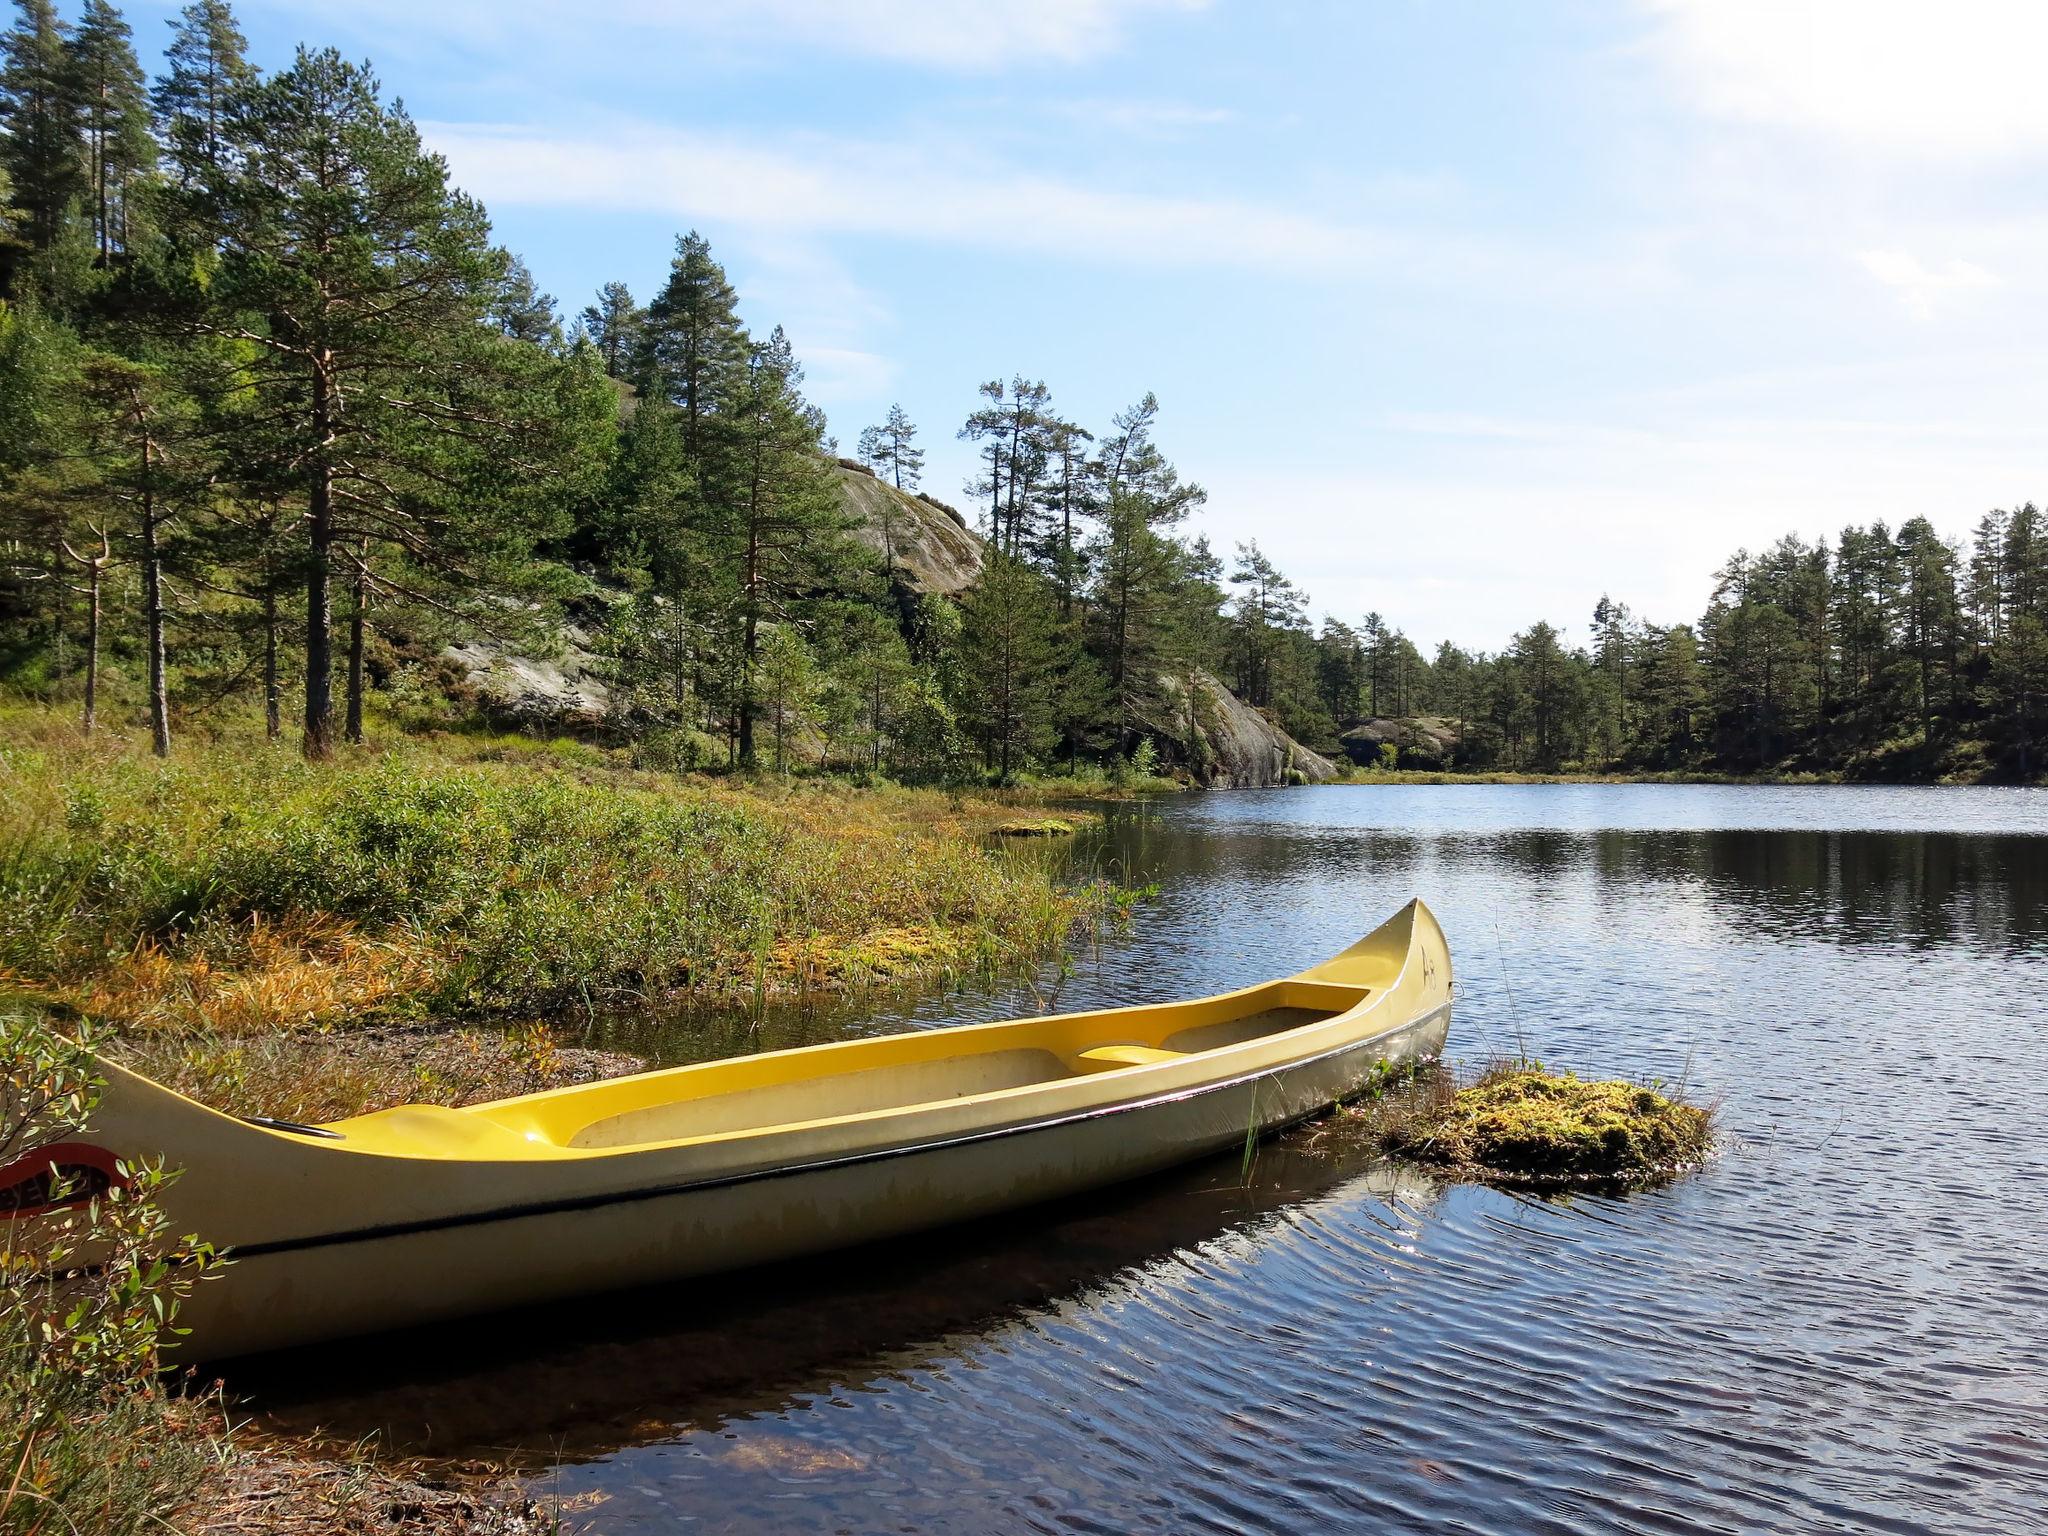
[0,710,1125,1041]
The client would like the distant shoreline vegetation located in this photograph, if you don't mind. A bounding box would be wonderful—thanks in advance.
[2,0,2043,800]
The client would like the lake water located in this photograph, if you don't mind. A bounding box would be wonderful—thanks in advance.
[241,785,2048,1534]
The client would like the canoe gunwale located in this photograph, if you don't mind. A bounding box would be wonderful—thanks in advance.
[221,999,1453,1263]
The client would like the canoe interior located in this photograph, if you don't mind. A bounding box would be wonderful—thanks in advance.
[330,981,1367,1157]
[564,1002,1340,1150]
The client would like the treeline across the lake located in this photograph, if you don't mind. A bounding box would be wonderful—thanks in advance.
[1288,508,2048,781]
[1,0,2041,784]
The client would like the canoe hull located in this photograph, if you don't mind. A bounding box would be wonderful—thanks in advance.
[171,1001,1449,1359]
[56,898,1452,1359]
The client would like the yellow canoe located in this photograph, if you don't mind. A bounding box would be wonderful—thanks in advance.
[69,898,1450,1360]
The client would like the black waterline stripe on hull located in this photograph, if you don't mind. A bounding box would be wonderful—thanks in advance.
[223,1004,1451,1263]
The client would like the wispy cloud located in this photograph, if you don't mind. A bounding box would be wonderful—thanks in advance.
[1855,249,1999,320]
[425,121,1378,272]
[690,0,1212,69]
[1639,0,2048,159]
[255,0,1209,70]
[1044,98,1240,138]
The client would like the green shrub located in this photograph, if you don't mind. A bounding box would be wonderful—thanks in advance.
[0,1013,224,1535]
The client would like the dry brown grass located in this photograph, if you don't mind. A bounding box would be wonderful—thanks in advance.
[182,1411,569,1536]
[114,1022,644,1125]
[57,917,442,1037]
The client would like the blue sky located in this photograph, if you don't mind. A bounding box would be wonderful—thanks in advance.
[128,1,2048,650]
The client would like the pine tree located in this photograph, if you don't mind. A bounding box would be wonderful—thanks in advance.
[958,378,1010,532]
[579,281,641,379]
[710,325,854,765]
[857,402,924,493]
[0,0,81,286]
[1893,517,1960,740]
[1228,539,1305,709]
[492,254,559,346]
[854,421,885,474]
[958,376,1050,556]
[642,230,745,461]
[957,551,1063,780]
[880,402,922,491]
[153,0,253,191]
[1590,593,1631,752]
[0,162,19,257]
[0,298,87,684]
[1035,415,1092,615]
[196,47,606,757]
[73,352,200,754]
[68,0,154,263]
[1085,392,1204,736]
[597,389,691,579]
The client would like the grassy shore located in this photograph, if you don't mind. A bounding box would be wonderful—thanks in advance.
[0,707,1132,1123]
[1,708,1146,1534]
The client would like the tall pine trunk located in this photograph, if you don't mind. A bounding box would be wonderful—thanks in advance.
[82,563,100,734]
[738,479,761,765]
[345,543,367,745]
[142,480,169,758]
[263,587,281,739]
[303,367,334,759]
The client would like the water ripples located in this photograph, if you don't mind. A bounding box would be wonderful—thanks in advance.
[239,787,2048,1534]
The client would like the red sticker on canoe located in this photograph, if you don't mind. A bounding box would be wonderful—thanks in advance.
[0,1142,128,1219]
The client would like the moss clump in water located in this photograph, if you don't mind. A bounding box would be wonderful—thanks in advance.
[989,817,1076,838]
[1379,1061,1713,1186]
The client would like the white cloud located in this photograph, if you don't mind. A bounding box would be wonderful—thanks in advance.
[1197,397,2044,650]
[257,0,1207,70]
[425,122,1378,272]
[1045,99,1239,138]
[1641,0,2048,158]
[1855,249,1998,320]
[689,0,1210,69]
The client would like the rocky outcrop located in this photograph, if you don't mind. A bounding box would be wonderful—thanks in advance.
[440,470,1336,791]
[1140,670,1340,788]
[1338,716,1460,769]
[835,465,984,595]
[446,628,611,729]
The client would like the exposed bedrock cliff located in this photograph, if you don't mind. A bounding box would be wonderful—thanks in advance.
[835,465,984,595]
[1337,716,1461,769]
[446,465,1336,789]
[445,627,611,728]
[1139,670,1340,788]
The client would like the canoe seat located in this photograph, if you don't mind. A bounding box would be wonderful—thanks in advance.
[1072,1044,1186,1072]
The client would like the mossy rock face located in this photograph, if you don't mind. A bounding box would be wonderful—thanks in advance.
[1384,1065,1712,1186]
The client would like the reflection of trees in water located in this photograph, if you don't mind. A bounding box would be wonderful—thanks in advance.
[1569,829,2047,954]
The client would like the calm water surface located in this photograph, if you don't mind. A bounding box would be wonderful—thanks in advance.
[241,785,2048,1534]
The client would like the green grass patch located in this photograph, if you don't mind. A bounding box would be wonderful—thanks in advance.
[0,713,1128,1038]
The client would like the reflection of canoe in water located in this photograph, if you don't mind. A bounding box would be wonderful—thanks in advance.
[66,899,1450,1360]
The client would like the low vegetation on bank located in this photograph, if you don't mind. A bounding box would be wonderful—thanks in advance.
[1347,1059,1716,1188]
[0,713,1140,1531]
[1,713,1131,1122]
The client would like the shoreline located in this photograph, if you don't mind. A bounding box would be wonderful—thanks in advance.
[1319,768,2041,787]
